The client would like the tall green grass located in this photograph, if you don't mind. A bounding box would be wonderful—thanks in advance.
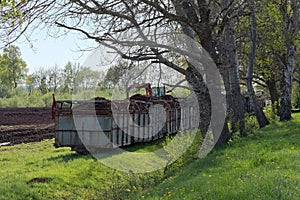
[128,113,300,200]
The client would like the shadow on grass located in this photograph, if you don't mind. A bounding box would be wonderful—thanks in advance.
[47,152,95,163]
[121,138,164,152]
[291,109,300,113]
[47,149,127,164]
[50,137,166,162]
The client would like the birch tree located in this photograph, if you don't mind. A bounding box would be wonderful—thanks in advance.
[279,0,300,121]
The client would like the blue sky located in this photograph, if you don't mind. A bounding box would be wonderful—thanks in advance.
[14,28,99,73]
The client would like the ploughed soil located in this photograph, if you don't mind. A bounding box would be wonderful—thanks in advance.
[0,108,54,146]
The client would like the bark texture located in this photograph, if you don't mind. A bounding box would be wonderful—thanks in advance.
[173,0,231,145]
[219,18,245,134]
[246,0,270,128]
[279,0,299,121]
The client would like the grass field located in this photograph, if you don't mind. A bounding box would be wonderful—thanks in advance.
[128,113,300,200]
[0,139,166,200]
[0,113,299,200]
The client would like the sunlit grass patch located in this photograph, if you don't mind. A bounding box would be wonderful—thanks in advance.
[128,113,300,200]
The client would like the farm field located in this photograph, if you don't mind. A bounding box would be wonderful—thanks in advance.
[0,108,54,146]
[0,110,299,199]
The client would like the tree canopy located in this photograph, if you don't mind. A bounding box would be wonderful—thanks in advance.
[0,45,27,97]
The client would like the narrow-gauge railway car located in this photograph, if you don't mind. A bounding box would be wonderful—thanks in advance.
[53,94,198,153]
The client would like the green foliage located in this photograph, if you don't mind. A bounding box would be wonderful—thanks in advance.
[60,61,79,94]
[264,105,280,121]
[0,45,28,97]
[292,83,300,108]
[161,130,203,178]
[244,112,259,133]
[0,0,25,23]
[0,88,116,108]
[168,88,191,98]
[101,61,135,89]
[0,92,48,107]
[0,56,113,107]
[236,0,284,109]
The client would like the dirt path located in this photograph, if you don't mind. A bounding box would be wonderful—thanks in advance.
[0,108,54,145]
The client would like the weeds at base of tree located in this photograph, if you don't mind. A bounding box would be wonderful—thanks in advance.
[100,130,204,199]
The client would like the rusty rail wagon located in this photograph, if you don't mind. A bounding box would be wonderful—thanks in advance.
[53,94,198,153]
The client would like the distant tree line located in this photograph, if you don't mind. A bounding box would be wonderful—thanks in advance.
[0,45,105,99]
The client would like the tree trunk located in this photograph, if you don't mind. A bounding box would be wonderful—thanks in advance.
[196,0,245,135]
[296,98,300,109]
[266,78,279,114]
[185,64,231,146]
[246,0,269,128]
[173,0,231,145]
[219,18,245,134]
[279,45,296,121]
[185,65,211,136]
[279,0,298,121]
